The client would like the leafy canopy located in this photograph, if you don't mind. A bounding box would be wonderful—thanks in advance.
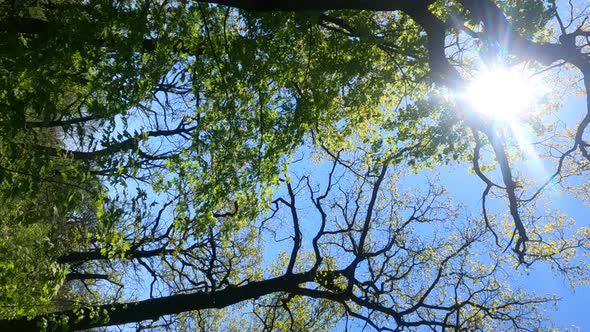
[1,0,590,331]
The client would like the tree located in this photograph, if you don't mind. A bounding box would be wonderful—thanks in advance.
[1,0,590,330]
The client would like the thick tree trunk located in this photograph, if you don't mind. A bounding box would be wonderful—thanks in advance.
[198,0,426,11]
[0,272,315,331]
[57,247,175,264]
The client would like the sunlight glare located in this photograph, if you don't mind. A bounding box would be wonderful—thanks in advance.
[465,67,550,180]
[466,69,535,122]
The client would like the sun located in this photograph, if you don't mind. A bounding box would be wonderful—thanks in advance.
[465,68,536,122]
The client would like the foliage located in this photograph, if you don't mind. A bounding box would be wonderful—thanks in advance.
[1,0,590,331]
[0,222,66,319]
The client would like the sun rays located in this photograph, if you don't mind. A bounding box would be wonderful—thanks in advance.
[463,65,550,181]
[465,68,536,122]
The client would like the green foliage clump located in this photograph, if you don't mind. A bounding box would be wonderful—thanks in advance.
[0,222,66,319]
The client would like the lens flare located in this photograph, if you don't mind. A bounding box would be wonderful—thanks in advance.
[466,68,535,122]
[464,66,549,181]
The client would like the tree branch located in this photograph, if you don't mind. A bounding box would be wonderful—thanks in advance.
[0,272,316,331]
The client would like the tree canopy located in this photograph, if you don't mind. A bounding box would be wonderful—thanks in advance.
[1,0,590,330]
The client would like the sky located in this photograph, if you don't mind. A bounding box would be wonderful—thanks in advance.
[435,91,590,330]
[439,165,590,330]
[531,5,590,328]
[520,94,590,331]
[256,93,590,328]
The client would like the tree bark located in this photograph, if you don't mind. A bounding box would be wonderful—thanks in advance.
[0,272,315,331]
[198,0,428,11]
[58,247,175,264]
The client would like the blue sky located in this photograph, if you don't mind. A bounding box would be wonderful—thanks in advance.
[439,164,590,330]
[437,92,590,330]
